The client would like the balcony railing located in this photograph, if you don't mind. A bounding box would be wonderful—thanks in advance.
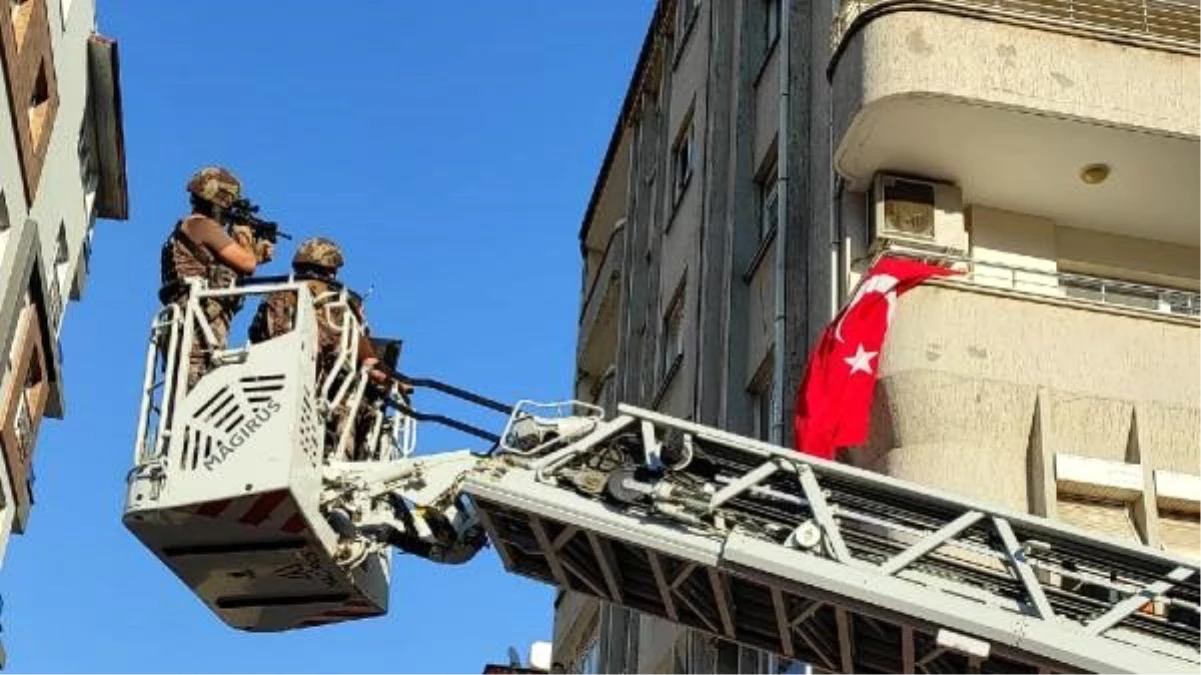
[13,391,33,461]
[44,272,62,336]
[876,246,1201,319]
[832,0,1201,54]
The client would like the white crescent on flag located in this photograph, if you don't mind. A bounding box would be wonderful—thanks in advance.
[834,272,899,344]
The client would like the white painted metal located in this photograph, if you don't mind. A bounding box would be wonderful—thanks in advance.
[462,404,1201,674]
[122,280,1199,674]
[124,278,413,632]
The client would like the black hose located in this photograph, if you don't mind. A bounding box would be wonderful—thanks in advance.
[382,397,500,444]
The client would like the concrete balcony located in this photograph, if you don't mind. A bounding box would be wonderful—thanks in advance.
[577,220,626,383]
[845,256,1199,522]
[828,0,1200,247]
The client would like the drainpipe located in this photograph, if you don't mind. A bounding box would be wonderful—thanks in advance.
[770,0,791,447]
[833,176,846,308]
[829,0,844,320]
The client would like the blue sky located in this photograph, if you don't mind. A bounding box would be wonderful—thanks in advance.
[3,2,653,672]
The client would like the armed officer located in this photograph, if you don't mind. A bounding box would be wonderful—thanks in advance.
[249,237,398,458]
[160,166,275,390]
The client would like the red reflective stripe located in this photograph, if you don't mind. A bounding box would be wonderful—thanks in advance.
[195,499,233,518]
[320,607,381,618]
[281,513,307,534]
[296,601,383,628]
[239,491,289,526]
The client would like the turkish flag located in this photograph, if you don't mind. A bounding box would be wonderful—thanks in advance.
[792,256,959,459]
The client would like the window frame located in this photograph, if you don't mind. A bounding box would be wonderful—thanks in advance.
[660,279,687,382]
[79,115,100,222]
[764,0,781,50]
[748,350,776,442]
[673,0,702,67]
[573,635,600,674]
[758,167,779,242]
[1,289,51,518]
[671,112,695,210]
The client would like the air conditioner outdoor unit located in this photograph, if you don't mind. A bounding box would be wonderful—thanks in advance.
[870,173,965,254]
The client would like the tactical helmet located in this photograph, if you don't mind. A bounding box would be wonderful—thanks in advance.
[294,237,345,271]
[186,166,242,208]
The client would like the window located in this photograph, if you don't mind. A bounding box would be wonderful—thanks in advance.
[764,0,781,49]
[752,383,773,442]
[573,637,600,674]
[4,0,61,206]
[24,348,42,388]
[27,61,51,147]
[54,222,68,264]
[676,0,701,44]
[80,222,94,274]
[51,222,68,324]
[660,280,686,380]
[0,191,8,230]
[45,276,62,336]
[17,355,43,457]
[749,351,775,442]
[775,658,809,674]
[758,162,779,241]
[671,109,695,205]
[11,0,32,48]
[78,118,99,222]
[1,284,49,521]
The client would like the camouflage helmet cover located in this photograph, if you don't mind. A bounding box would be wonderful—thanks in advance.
[186,166,242,208]
[294,237,345,270]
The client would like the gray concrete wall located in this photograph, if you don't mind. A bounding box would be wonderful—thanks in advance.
[846,283,1200,514]
[575,0,842,669]
[570,1,1201,672]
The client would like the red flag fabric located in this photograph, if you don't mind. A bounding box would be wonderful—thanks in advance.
[792,256,959,459]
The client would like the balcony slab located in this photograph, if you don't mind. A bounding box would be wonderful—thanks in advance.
[831,8,1200,245]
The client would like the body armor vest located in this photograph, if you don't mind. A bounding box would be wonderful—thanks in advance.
[159,218,244,315]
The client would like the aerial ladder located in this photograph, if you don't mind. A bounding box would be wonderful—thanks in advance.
[123,276,1200,674]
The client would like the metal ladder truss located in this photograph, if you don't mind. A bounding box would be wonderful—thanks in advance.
[462,404,1200,675]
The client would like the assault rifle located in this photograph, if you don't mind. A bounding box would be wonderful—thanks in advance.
[225,197,293,244]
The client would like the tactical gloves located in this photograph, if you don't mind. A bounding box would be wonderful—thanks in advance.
[231,223,274,264]
[231,223,255,251]
[255,240,274,264]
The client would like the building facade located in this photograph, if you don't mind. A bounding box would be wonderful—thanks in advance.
[560,0,1199,672]
[0,0,127,662]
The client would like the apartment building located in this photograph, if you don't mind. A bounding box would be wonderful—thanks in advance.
[560,0,1199,672]
[0,0,127,662]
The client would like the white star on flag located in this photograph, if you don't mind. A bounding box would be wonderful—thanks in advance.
[844,343,877,375]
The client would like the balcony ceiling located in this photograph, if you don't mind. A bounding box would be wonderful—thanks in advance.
[836,95,1200,247]
[830,7,1199,248]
